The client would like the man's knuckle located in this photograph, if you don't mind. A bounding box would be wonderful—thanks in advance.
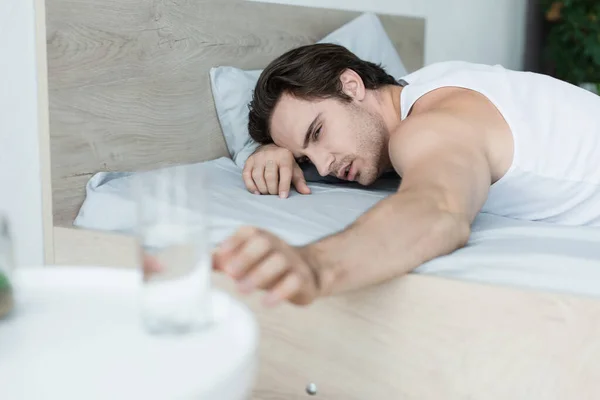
[270,252,287,266]
[288,273,302,289]
[239,226,258,236]
[253,236,272,250]
[275,148,290,157]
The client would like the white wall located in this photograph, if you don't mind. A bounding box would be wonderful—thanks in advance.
[0,0,46,266]
[250,0,528,71]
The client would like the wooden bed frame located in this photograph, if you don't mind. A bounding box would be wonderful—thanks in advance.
[37,0,600,398]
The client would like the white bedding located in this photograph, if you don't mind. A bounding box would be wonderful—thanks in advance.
[75,157,600,298]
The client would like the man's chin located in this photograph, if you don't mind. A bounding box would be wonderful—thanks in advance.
[358,168,389,186]
[357,173,377,186]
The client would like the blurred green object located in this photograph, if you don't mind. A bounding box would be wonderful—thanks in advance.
[542,0,600,86]
[0,271,13,318]
[0,215,14,318]
[0,272,10,289]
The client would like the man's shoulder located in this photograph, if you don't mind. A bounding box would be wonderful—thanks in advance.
[408,86,472,116]
[389,105,491,171]
[409,82,508,128]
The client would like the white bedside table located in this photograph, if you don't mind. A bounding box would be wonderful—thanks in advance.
[0,266,259,400]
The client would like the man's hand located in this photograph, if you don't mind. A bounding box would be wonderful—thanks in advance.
[243,144,311,198]
[213,226,322,307]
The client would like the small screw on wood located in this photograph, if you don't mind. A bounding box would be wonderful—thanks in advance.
[306,383,318,396]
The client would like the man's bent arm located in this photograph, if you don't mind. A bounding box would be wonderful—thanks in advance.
[304,111,493,295]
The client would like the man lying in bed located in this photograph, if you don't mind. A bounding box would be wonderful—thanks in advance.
[212,43,600,307]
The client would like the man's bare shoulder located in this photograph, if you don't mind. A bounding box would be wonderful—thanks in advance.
[391,87,513,182]
[386,100,494,220]
[389,106,484,173]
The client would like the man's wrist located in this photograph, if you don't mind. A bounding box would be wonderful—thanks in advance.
[298,243,337,298]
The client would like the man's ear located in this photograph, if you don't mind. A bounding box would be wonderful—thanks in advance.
[339,69,366,101]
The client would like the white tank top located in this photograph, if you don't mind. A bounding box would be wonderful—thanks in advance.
[399,61,600,227]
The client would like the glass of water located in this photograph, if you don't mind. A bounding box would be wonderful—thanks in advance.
[134,165,212,334]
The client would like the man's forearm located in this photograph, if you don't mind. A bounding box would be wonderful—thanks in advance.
[302,189,471,296]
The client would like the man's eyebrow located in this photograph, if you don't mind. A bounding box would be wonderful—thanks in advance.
[303,113,321,150]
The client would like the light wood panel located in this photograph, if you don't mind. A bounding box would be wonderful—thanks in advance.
[54,226,600,400]
[46,0,425,226]
[35,0,54,263]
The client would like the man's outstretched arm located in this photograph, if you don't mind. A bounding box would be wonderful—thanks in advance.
[305,111,492,295]
[213,111,493,306]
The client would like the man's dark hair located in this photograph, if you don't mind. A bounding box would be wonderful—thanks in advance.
[247,43,399,145]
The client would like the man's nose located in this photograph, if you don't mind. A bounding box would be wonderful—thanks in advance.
[315,162,329,177]
[311,152,334,177]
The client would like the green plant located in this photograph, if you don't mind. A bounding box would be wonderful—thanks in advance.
[0,271,13,318]
[542,0,600,85]
[0,271,10,290]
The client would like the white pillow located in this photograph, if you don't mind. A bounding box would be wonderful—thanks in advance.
[209,12,408,169]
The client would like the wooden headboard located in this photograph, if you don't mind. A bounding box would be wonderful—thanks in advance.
[46,0,425,226]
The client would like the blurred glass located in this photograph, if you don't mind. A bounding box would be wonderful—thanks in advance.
[0,214,14,319]
[134,166,212,334]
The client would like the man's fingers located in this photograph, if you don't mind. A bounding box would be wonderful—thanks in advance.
[278,164,293,198]
[242,163,259,195]
[211,250,222,271]
[142,254,163,281]
[215,226,259,264]
[251,167,268,194]
[227,235,273,279]
[263,272,302,307]
[238,252,288,293]
[213,226,259,272]
[292,166,311,195]
[264,160,279,195]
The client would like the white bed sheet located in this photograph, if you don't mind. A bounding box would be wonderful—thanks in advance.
[74,157,600,298]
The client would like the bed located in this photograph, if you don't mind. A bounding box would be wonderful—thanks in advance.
[41,0,600,398]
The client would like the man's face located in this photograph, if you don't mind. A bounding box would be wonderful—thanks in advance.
[270,91,389,186]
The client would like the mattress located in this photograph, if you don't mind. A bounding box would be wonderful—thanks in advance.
[75,157,600,298]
